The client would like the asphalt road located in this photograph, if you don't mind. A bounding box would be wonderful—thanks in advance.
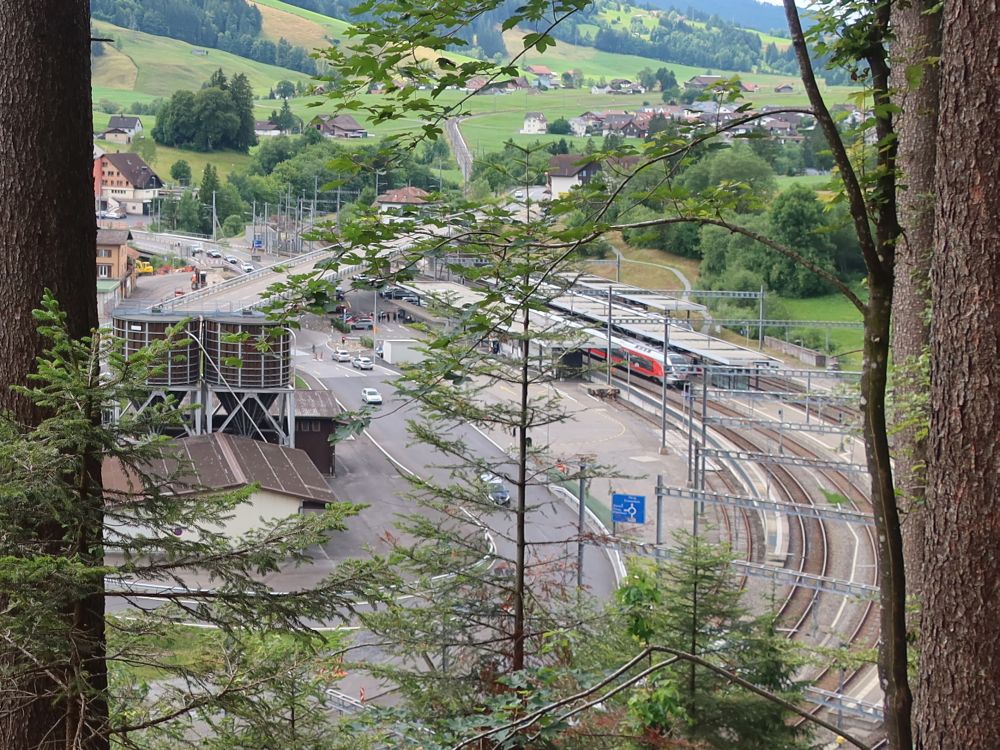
[295,346,620,602]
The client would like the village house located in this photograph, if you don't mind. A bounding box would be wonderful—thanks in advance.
[478,77,532,95]
[525,64,556,88]
[96,228,136,312]
[685,75,724,90]
[520,112,548,135]
[774,82,795,93]
[376,186,432,221]
[570,111,604,136]
[311,113,368,138]
[254,120,283,137]
[100,115,143,144]
[546,154,602,198]
[609,78,645,94]
[93,152,163,216]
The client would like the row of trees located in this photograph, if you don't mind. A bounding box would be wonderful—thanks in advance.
[151,69,256,152]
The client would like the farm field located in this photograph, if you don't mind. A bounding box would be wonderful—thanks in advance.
[252,0,351,48]
[95,134,254,184]
[91,20,310,98]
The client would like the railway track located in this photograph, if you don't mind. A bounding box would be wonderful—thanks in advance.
[752,374,861,426]
[684,391,880,706]
[603,367,881,735]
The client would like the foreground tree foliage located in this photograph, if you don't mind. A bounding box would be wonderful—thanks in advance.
[0,297,389,748]
[2,0,998,745]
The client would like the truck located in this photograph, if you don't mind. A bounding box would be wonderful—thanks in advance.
[381,339,423,366]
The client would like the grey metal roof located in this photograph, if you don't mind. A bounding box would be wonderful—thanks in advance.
[103,433,336,504]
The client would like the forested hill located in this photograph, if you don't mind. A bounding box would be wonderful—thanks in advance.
[649,0,798,36]
[91,0,318,73]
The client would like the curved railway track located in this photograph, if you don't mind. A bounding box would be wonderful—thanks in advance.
[603,367,881,735]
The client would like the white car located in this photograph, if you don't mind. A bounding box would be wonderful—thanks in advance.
[361,387,382,405]
[241,262,255,273]
[352,356,374,370]
[207,249,223,258]
[333,348,351,362]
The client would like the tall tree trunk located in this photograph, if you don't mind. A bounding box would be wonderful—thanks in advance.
[0,1,103,748]
[889,0,940,611]
[919,3,1000,747]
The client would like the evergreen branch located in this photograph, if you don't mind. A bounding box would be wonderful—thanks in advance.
[453,644,872,750]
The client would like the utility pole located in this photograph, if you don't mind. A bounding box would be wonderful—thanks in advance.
[758,285,765,350]
[577,462,587,588]
[211,190,217,242]
[656,473,664,552]
[660,312,671,453]
[606,286,613,385]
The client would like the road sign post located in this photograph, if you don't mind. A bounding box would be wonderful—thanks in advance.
[611,493,646,525]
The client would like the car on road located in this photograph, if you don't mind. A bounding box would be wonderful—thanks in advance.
[352,356,374,370]
[241,262,255,273]
[225,255,239,264]
[514,190,525,199]
[361,387,382,405]
[480,472,511,506]
[333,348,351,362]
[350,318,374,330]
[207,249,222,258]
[381,287,421,304]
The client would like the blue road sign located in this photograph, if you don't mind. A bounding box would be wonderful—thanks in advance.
[252,238,263,249]
[612,493,646,524]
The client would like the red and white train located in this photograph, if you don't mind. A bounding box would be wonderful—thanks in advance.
[586,339,692,386]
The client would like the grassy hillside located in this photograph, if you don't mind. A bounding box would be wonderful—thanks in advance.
[92,20,310,97]
[505,28,711,81]
[252,0,351,49]
[594,4,791,49]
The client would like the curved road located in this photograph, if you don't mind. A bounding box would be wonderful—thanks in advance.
[295,346,620,602]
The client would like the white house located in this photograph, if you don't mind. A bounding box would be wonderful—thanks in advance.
[102,115,143,143]
[520,112,548,135]
[376,186,432,222]
[103,433,338,542]
[546,154,600,198]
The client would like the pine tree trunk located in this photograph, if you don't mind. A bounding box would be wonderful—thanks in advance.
[890,0,940,610]
[0,1,104,748]
[918,3,1000,747]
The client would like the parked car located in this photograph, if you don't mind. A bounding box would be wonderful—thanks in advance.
[352,356,374,370]
[333,348,351,362]
[480,472,511,506]
[361,387,382,405]
[207,249,222,258]
[225,255,239,264]
[382,287,420,304]
[241,262,255,273]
